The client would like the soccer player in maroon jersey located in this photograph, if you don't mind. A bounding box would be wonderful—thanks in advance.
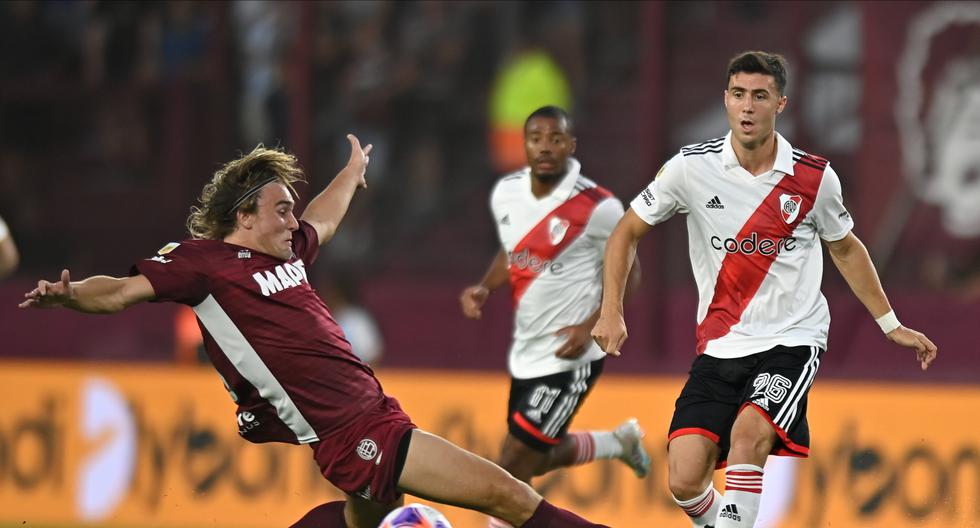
[592,52,938,528]
[20,135,609,528]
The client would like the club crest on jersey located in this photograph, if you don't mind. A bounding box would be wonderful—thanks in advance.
[548,216,570,245]
[779,194,803,224]
[356,439,379,461]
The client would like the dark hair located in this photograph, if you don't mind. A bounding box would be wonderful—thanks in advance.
[524,106,574,135]
[187,145,306,240]
[727,51,788,94]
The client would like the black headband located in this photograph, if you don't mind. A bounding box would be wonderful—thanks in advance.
[226,176,278,217]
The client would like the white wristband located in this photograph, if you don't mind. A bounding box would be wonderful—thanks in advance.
[0,217,8,240]
[875,310,901,334]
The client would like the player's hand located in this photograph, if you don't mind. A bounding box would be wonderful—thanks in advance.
[886,326,938,371]
[345,134,373,189]
[460,285,490,320]
[19,269,74,309]
[591,311,626,357]
[554,322,593,359]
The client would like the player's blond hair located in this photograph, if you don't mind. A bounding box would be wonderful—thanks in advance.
[186,145,306,240]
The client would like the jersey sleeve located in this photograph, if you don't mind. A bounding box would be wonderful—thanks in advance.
[292,220,322,264]
[585,197,625,240]
[489,179,508,243]
[131,241,209,305]
[630,153,688,226]
[810,164,854,241]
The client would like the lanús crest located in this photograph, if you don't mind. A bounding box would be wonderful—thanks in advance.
[379,503,453,528]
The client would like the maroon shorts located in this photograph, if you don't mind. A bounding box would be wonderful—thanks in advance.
[310,395,416,504]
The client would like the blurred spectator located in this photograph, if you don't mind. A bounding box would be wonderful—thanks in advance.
[159,1,210,79]
[0,213,19,278]
[319,270,384,367]
[233,0,293,145]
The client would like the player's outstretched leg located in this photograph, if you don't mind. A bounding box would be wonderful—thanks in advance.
[398,429,608,527]
[291,494,405,528]
[290,500,346,527]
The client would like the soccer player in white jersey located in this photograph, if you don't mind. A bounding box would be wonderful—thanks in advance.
[592,51,938,528]
[460,107,650,526]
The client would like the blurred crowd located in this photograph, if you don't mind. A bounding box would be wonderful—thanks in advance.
[0,0,643,281]
[1,0,975,298]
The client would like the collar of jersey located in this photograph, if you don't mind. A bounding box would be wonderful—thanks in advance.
[549,157,582,200]
[721,131,796,176]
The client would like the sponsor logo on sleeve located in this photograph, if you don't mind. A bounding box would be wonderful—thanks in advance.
[640,188,656,207]
[147,242,180,264]
[157,242,180,255]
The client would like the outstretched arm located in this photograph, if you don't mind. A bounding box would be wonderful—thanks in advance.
[460,248,510,320]
[19,269,156,314]
[554,256,641,359]
[826,232,937,370]
[591,210,651,356]
[301,134,374,246]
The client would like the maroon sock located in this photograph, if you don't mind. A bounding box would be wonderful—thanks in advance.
[519,499,609,528]
[290,500,347,528]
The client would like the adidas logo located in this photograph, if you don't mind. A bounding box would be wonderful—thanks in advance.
[706,196,725,209]
[720,504,741,522]
[500,214,510,225]
[752,397,770,411]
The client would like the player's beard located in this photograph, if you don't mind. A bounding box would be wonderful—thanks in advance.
[532,171,565,185]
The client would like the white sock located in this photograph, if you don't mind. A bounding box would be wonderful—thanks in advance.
[715,464,764,528]
[569,431,623,464]
[673,483,722,527]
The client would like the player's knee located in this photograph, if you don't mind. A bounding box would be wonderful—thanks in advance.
[729,428,775,460]
[484,473,539,520]
[668,470,708,500]
[496,437,541,481]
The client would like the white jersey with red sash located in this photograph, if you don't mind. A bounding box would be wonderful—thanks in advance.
[491,158,624,378]
[631,132,854,359]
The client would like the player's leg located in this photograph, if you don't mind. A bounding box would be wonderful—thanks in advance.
[714,345,822,528]
[713,406,774,528]
[290,495,406,528]
[345,493,404,528]
[668,434,722,527]
[397,429,608,527]
[289,500,347,528]
[505,359,650,481]
[668,354,747,527]
[497,432,549,482]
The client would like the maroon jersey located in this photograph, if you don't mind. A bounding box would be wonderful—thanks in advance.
[133,221,386,444]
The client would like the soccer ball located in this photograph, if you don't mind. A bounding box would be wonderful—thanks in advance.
[379,503,453,528]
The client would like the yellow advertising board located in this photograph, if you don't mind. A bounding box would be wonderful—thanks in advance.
[0,361,977,527]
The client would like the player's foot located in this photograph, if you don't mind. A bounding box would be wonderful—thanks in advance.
[613,418,651,478]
